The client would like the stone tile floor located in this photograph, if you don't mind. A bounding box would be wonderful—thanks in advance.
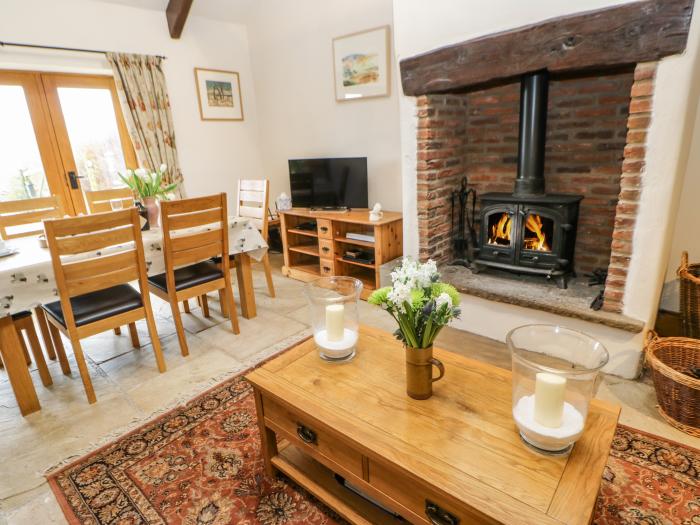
[0,254,698,524]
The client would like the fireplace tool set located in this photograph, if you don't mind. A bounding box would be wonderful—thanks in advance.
[450,176,477,266]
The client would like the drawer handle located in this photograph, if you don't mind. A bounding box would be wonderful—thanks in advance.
[296,423,317,445]
[322,265,331,273]
[426,501,460,525]
[320,226,329,233]
[322,246,330,253]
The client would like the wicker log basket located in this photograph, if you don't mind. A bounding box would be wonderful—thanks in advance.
[678,250,700,338]
[645,330,700,437]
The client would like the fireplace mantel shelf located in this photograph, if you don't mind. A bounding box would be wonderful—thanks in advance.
[440,265,644,333]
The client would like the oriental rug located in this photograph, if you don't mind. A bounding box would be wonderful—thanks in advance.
[48,375,700,525]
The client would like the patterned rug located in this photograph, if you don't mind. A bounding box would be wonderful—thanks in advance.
[48,375,700,525]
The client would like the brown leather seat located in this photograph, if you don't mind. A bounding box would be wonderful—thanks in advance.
[148,261,223,292]
[11,310,32,321]
[42,284,143,328]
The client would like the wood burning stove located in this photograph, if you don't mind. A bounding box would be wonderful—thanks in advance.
[473,70,583,288]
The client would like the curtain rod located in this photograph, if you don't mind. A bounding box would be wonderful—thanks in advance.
[0,41,166,60]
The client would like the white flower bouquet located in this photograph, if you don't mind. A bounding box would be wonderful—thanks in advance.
[368,258,461,349]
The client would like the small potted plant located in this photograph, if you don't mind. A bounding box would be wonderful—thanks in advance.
[119,164,177,228]
[368,258,461,399]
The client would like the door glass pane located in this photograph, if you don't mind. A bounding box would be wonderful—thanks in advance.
[0,86,51,201]
[57,87,128,191]
[522,213,553,252]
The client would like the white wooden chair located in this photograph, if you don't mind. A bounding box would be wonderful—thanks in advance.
[237,179,275,297]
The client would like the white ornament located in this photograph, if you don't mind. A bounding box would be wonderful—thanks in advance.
[369,202,383,221]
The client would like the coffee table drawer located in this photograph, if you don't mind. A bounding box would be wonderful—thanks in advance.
[369,461,498,525]
[263,396,364,479]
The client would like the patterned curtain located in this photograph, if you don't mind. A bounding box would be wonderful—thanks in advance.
[106,52,184,195]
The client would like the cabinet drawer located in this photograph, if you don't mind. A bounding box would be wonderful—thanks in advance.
[369,461,497,525]
[318,238,334,258]
[317,219,333,239]
[320,259,334,276]
[263,396,363,479]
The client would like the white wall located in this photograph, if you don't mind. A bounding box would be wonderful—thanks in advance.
[246,0,402,212]
[0,0,264,211]
[392,0,700,377]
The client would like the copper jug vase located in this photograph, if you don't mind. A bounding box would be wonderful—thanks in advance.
[405,345,445,400]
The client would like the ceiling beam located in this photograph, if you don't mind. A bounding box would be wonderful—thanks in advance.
[166,0,194,39]
[400,0,694,96]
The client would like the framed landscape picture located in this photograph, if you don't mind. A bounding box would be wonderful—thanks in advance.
[194,68,244,121]
[333,26,390,101]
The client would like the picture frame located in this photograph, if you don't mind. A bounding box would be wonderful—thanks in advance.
[332,26,391,102]
[194,68,244,121]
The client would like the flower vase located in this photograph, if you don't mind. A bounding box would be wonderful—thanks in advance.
[143,197,160,228]
[405,345,445,399]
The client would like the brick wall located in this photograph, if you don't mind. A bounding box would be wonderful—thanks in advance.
[415,65,655,313]
[465,68,635,275]
[602,63,656,312]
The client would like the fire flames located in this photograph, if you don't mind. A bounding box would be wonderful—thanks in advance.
[488,213,512,246]
[523,214,551,252]
[487,212,552,252]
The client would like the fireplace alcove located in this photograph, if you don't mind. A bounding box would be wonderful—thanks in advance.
[401,0,693,323]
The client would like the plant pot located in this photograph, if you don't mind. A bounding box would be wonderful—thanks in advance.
[405,344,445,400]
[143,197,160,228]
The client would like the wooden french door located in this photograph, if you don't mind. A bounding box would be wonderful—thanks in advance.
[0,71,136,214]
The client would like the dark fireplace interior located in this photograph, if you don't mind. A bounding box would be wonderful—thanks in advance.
[472,70,583,288]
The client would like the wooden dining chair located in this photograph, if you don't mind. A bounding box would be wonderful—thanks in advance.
[42,208,166,403]
[148,193,239,357]
[237,179,275,297]
[84,188,135,214]
[0,196,64,363]
[0,195,63,240]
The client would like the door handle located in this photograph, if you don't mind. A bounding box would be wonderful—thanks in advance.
[67,171,84,189]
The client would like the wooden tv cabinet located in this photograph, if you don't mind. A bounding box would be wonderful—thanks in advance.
[279,208,402,299]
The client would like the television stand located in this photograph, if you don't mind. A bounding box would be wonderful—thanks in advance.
[280,208,403,299]
[309,206,349,213]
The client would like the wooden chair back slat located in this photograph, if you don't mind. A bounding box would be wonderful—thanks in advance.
[62,250,139,282]
[165,195,222,215]
[49,209,132,237]
[65,265,141,297]
[84,188,134,214]
[161,193,227,275]
[239,179,267,191]
[55,226,134,255]
[167,208,222,230]
[170,229,222,253]
[237,179,270,241]
[172,242,222,268]
[0,196,63,239]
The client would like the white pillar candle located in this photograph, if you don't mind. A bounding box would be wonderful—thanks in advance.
[325,304,345,342]
[534,372,566,428]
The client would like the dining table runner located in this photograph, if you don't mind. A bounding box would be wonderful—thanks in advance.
[0,217,267,317]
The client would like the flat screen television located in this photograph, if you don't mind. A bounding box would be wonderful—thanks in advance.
[288,157,368,209]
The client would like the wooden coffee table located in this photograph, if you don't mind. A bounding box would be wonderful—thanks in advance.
[246,325,620,525]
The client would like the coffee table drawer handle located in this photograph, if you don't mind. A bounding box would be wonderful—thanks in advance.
[296,423,317,445]
[425,500,460,525]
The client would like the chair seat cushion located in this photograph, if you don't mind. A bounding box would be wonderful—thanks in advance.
[210,255,236,265]
[11,310,32,321]
[148,261,223,292]
[42,284,143,328]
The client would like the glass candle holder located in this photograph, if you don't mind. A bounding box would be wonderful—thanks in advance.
[507,324,609,455]
[304,276,363,362]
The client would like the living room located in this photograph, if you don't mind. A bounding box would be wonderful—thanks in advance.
[0,0,699,523]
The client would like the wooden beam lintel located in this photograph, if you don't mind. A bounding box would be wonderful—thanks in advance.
[166,0,194,39]
[400,0,695,96]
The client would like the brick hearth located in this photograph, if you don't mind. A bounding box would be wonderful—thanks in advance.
[415,63,655,313]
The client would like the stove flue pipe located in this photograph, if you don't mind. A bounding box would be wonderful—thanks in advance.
[514,70,549,197]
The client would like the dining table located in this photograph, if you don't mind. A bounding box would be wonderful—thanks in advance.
[0,216,268,416]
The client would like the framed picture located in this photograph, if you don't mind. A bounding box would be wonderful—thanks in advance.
[194,68,244,121]
[333,26,390,102]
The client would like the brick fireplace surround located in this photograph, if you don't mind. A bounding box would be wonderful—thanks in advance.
[416,62,656,313]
